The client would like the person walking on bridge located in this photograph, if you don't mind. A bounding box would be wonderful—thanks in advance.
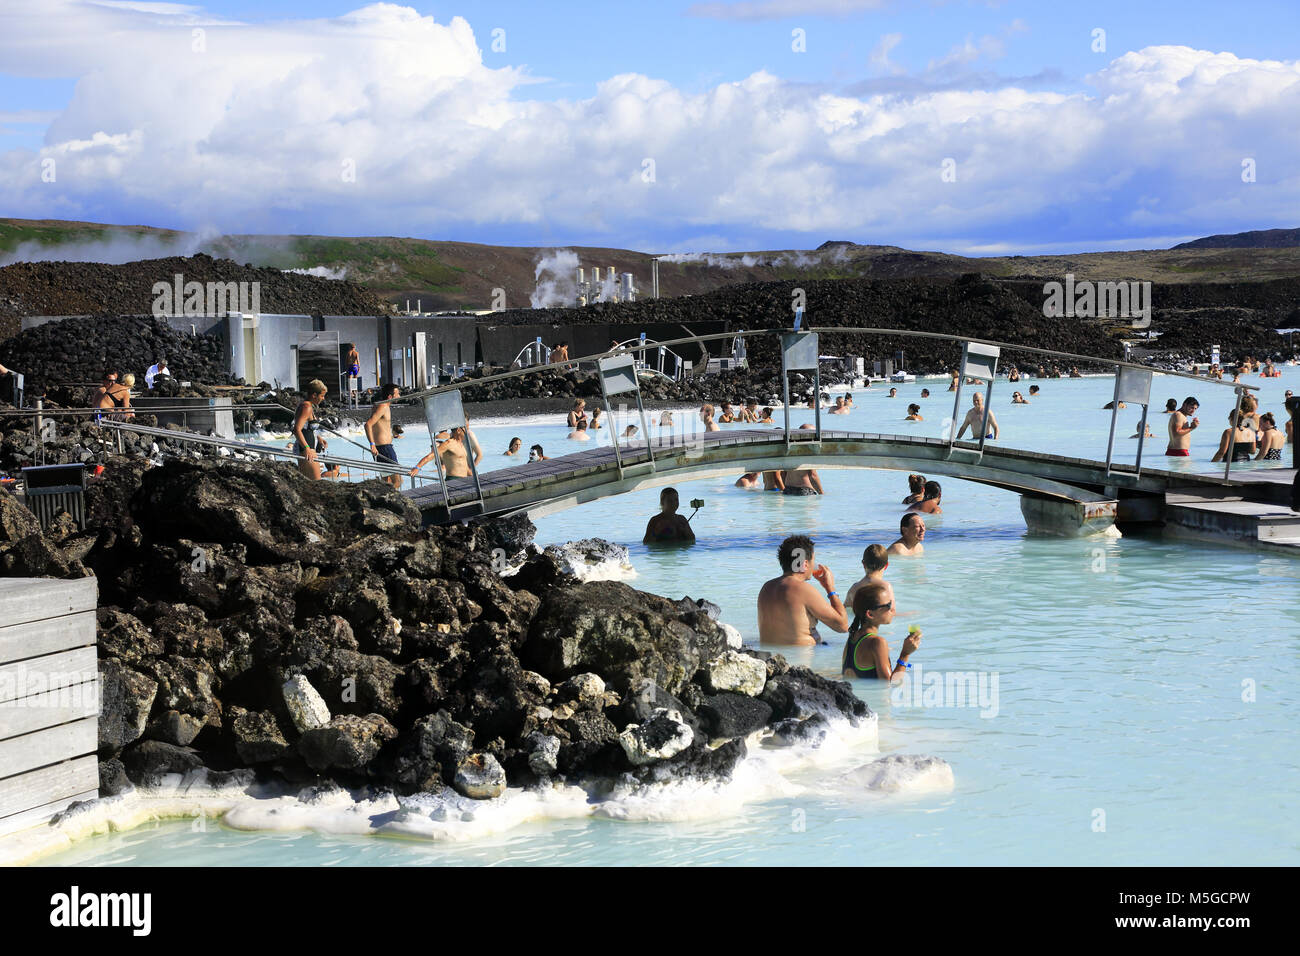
[364,382,402,489]
[293,380,328,480]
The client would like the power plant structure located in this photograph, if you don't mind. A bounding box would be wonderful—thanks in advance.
[577,266,636,306]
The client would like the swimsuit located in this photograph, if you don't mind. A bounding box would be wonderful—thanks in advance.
[375,443,397,465]
[297,411,318,456]
[842,627,878,678]
[783,486,818,496]
[1165,448,1190,457]
[1265,447,1283,461]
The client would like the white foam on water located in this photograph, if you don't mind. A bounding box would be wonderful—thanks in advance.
[3,710,899,862]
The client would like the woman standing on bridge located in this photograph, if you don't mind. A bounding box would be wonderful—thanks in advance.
[294,379,328,480]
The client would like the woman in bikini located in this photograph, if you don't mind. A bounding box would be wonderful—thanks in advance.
[294,379,328,480]
[1256,413,1285,461]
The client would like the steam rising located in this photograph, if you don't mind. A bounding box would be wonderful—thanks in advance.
[530,249,580,308]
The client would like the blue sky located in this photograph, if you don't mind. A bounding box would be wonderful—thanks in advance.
[1,0,1298,256]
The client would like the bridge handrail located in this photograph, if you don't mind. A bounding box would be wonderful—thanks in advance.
[95,419,436,481]
[0,402,294,419]
[394,325,1255,406]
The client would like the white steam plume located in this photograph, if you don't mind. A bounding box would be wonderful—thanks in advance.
[531,249,580,308]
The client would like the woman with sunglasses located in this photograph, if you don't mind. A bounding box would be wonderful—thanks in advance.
[842,582,921,681]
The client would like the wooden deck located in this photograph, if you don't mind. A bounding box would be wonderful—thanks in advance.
[0,578,99,837]
[405,428,1290,524]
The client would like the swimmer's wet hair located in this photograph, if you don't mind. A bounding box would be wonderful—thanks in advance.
[901,512,922,532]
[861,543,888,572]
[778,534,814,573]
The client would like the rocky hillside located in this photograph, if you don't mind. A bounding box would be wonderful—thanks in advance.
[0,253,388,338]
[7,217,1300,315]
[0,459,867,798]
[1174,228,1300,250]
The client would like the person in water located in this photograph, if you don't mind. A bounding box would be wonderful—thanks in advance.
[905,403,923,421]
[781,467,823,495]
[568,419,591,441]
[1011,391,1029,404]
[956,392,999,440]
[1163,398,1178,414]
[846,543,892,609]
[888,513,926,556]
[1028,385,1040,396]
[642,487,695,544]
[735,472,760,488]
[758,406,775,424]
[1255,413,1285,461]
[589,407,603,429]
[762,470,785,491]
[842,582,921,681]
[412,426,481,478]
[529,444,547,461]
[1166,396,1200,456]
[902,473,925,505]
[567,399,587,428]
[700,404,719,432]
[505,437,523,456]
[718,402,738,423]
[756,534,848,646]
[293,379,329,480]
[830,397,851,415]
[907,480,942,515]
[920,388,931,399]
[1211,410,1257,462]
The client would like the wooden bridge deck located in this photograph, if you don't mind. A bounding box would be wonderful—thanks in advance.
[404,428,1288,523]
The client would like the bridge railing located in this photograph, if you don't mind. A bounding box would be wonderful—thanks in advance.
[390,325,1276,482]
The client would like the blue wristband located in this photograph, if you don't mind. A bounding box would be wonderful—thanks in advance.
[827,590,839,598]
[896,659,912,670]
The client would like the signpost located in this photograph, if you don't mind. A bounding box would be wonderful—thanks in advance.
[948,342,1000,459]
[598,353,654,477]
[422,388,484,516]
[781,331,820,447]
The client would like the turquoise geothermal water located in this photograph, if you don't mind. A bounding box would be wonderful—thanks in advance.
[41,369,1300,866]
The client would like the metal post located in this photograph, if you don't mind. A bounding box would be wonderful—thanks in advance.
[977,376,995,458]
[781,343,792,449]
[635,391,655,470]
[813,362,822,441]
[1134,402,1149,476]
[948,374,964,454]
[1104,366,1122,475]
[1224,386,1245,481]
[464,424,485,512]
[430,435,452,513]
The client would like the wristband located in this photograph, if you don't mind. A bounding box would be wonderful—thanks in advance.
[895,659,912,670]
[826,590,839,598]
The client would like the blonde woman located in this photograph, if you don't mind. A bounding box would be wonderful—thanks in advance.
[567,399,587,429]
[294,380,328,480]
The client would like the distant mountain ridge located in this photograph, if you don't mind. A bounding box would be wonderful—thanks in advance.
[1174,228,1300,250]
[4,218,1300,313]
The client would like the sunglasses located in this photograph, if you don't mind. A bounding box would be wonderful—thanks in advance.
[869,601,894,612]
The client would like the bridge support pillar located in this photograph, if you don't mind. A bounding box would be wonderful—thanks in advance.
[1019,495,1120,537]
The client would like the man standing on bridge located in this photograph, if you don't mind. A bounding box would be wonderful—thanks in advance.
[365,383,401,489]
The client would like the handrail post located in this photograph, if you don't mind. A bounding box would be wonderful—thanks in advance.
[1104,365,1122,475]
[1224,386,1245,481]
[1134,401,1149,476]
[947,369,964,456]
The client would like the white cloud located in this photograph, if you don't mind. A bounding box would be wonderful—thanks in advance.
[1,3,1298,252]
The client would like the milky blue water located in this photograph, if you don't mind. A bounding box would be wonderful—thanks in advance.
[41,368,1300,866]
